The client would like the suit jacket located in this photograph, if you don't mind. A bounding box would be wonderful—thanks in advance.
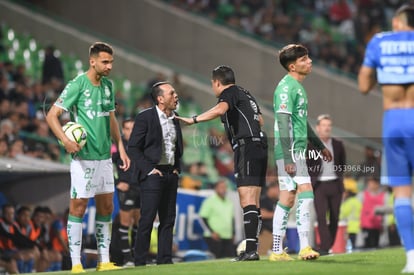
[128,106,183,181]
[307,137,346,188]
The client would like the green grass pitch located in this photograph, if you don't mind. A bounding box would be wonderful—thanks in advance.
[32,247,405,275]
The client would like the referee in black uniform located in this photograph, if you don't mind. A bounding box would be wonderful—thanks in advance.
[111,118,140,266]
[177,65,267,261]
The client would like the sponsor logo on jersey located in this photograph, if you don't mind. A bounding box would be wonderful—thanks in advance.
[104,86,111,97]
[249,100,258,113]
[87,110,96,120]
[86,110,110,120]
[279,93,288,101]
[97,111,110,117]
[84,99,92,107]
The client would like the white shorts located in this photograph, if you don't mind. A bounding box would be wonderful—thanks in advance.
[70,158,114,199]
[276,156,311,191]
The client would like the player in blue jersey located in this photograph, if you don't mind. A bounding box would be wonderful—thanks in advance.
[358,4,414,273]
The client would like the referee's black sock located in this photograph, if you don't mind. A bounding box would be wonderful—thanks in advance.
[119,225,132,262]
[243,205,258,253]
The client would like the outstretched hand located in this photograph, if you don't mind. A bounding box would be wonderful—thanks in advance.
[176,116,194,125]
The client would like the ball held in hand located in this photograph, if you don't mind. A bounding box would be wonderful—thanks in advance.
[61,122,87,148]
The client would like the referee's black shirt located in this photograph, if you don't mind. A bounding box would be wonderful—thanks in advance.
[218,85,263,147]
[112,138,137,185]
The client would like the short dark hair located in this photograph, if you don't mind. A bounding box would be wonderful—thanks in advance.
[278,44,308,71]
[396,4,414,28]
[212,65,235,85]
[16,206,31,216]
[151,81,170,104]
[89,42,113,57]
[2,203,14,215]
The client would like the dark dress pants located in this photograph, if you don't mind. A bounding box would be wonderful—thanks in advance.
[134,171,178,265]
[314,179,343,251]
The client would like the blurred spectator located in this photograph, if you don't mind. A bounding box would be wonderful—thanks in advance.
[0,118,15,144]
[181,161,211,190]
[42,45,64,86]
[208,127,226,152]
[0,204,35,273]
[8,138,24,158]
[12,64,27,85]
[355,146,381,180]
[199,179,235,258]
[213,138,235,184]
[8,80,27,104]
[13,206,41,270]
[384,187,401,247]
[31,206,63,272]
[258,181,279,256]
[133,94,153,116]
[0,138,8,156]
[165,0,404,76]
[0,72,9,100]
[181,162,203,190]
[339,176,362,249]
[44,207,66,272]
[329,0,352,25]
[0,98,11,119]
[31,206,49,272]
[360,177,386,248]
[26,120,47,154]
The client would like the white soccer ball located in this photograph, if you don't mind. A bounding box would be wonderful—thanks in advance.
[236,239,246,256]
[61,122,87,148]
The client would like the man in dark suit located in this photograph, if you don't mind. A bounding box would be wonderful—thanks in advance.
[307,114,346,255]
[128,81,183,266]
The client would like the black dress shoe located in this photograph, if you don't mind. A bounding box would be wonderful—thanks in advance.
[231,251,260,262]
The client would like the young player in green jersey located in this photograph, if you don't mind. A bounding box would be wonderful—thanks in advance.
[270,44,331,262]
[46,42,130,273]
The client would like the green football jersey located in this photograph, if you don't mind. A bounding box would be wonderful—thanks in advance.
[54,73,115,160]
[273,74,308,160]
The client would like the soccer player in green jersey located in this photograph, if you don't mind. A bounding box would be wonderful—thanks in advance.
[270,44,331,261]
[46,42,130,273]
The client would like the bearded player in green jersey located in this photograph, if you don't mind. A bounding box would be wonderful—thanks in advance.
[46,42,130,273]
[270,44,332,262]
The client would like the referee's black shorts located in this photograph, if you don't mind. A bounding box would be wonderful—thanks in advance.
[234,140,268,187]
[117,184,141,211]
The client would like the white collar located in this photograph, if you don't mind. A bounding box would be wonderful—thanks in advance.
[156,105,175,120]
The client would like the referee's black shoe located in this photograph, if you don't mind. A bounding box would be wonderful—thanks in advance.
[231,251,260,262]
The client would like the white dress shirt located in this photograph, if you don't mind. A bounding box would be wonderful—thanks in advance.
[156,106,177,166]
[318,138,337,181]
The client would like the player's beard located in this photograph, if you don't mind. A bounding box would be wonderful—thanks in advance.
[93,65,110,78]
